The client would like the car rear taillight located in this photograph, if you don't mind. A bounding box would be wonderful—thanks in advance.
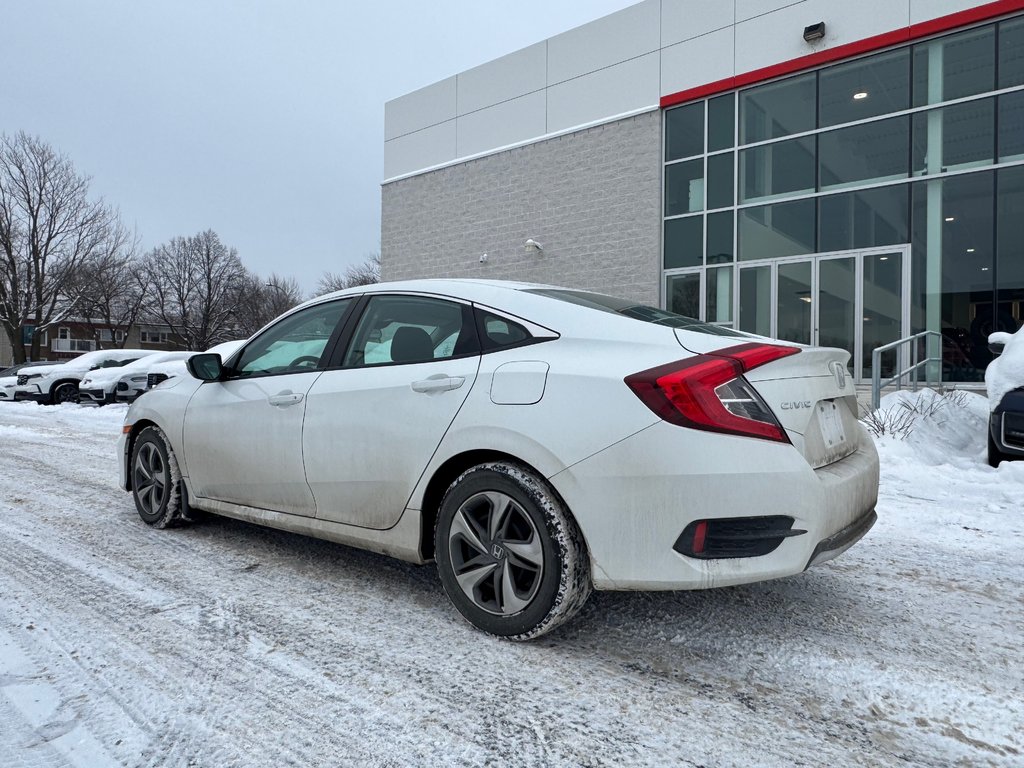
[624,343,798,442]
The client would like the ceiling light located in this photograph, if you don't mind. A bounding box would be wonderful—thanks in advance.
[945,216,955,222]
[982,267,990,271]
[879,256,889,261]
[799,297,812,303]
[853,91,869,100]
[967,248,976,253]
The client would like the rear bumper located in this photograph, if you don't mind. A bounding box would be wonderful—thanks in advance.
[550,420,879,591]
[805,507,876,569]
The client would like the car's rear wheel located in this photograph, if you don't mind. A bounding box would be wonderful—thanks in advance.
[435,462,591,640]
[51,382,79,405]
[131,426,186,528]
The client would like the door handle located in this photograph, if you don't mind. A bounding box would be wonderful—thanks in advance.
[411,375,466,394]
[268,391,304,407]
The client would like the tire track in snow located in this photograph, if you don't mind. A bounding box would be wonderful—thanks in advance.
[1,403,1022,766]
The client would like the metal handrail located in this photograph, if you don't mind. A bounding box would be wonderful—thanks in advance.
[871,330,943,411]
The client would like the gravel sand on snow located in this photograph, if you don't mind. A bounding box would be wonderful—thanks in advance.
[0,397,1021,767]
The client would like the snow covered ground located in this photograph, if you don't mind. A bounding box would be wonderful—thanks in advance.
[0,395,1021,767]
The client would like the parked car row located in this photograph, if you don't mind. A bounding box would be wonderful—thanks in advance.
[0,340,244,406]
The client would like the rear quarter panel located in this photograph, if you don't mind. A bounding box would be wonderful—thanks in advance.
[407,334,683,509]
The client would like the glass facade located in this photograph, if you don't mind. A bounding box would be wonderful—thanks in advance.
[662,15,1024,382]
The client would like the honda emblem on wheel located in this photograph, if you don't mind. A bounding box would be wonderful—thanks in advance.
[491,543,505,559]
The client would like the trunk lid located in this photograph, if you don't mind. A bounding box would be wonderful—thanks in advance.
[677,331,860,469]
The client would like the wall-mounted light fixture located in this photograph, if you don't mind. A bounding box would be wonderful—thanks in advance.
[803,22,826,42]
[525,238,544,254]
[479,253,488,263]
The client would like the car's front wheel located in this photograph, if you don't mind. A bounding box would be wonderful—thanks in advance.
[435,462,591,640]
[131,426,187,528]
[51,382,79,405]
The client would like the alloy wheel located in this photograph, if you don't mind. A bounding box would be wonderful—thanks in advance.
[133,441,168,517]
[447,491,544,616]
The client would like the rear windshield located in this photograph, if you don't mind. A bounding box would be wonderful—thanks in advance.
[526,289,748,337]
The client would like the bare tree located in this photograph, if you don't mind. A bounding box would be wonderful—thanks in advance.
[145,230,247,350]
[0,132,111,362]
[233,271,304,337]
[65,219,148,349]
[315,252,380,296]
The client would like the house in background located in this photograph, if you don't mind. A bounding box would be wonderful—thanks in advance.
[0,320,182,367]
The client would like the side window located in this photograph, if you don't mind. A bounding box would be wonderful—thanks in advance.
[343,295,477,367]
[233,299,350,378]
[478,311,531,351]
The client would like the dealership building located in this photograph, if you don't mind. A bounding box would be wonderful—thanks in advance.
[381,0,1024,384]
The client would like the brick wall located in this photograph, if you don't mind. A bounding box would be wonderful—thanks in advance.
[381,111,662,306]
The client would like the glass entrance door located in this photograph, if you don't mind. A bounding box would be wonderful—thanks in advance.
[861,252,905,380]
[738,247,909,383]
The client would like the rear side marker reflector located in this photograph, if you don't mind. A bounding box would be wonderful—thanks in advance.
[625,343,798,442]
[691,520,708,555]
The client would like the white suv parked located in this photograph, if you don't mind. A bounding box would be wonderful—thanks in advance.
[80,351,193,405]
[0,361,61,401]
[16,349,155,405]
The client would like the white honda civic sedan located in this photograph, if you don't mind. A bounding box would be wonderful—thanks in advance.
[117,279,878,639]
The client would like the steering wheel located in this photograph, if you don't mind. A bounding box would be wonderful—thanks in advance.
[288,355,320,369]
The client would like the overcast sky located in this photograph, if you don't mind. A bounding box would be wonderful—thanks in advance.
[1,1,638,294]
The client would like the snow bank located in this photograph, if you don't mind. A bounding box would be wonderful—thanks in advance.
[0,400,127,437]
[873,388,989,465]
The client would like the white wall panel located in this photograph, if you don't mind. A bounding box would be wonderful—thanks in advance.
[457,42,547,116]
[456,91,547,157]
[383,120,457,180]
[547,0,660,85]
[910,0,981,25]
[384,76,457,141]
[547,52,660,133]
[736,0,808,24]
[662,0,735,47]
[734,0,910,74]
[661,27,736,96]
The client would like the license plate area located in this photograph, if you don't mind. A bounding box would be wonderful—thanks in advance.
[817,399,846,450]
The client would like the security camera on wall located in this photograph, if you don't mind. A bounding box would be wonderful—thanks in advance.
[525,239,544,253]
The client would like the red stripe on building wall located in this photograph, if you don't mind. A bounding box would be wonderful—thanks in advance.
[660,0,1024,108]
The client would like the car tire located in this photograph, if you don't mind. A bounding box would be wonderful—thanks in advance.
[130,426,187,528]
[434,462,591,641]
[51,382,79,405]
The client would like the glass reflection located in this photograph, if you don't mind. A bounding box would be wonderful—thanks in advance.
[777,261,812,345]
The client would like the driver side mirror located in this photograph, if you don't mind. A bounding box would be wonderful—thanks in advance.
[187,353,224,382]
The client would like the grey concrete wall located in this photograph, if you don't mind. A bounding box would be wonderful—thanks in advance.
[380,110,663,306]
